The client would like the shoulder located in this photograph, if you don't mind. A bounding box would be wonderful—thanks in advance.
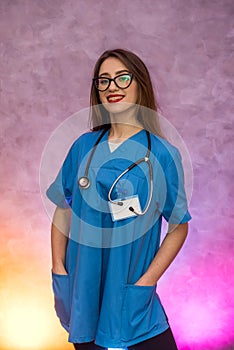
[69,130,103,152]
[79,130,102,141]
[150,133,181,166]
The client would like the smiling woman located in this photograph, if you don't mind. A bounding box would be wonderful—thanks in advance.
[96,57,139,120]
[90,49,163,136]
[46,48,191,350]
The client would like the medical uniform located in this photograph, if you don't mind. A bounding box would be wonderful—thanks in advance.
[47,129,191,348]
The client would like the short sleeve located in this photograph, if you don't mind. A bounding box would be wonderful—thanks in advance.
[46,140,79,208]
[162,149,191,224]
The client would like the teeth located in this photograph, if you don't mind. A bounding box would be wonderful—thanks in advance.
[108,96,124,101]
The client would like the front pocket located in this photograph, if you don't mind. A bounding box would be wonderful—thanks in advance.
[121,284,168,342]
[52,271,70,330]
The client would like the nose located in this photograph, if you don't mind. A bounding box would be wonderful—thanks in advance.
[108,79,118,91]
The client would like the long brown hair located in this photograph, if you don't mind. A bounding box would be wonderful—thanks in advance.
[90,48,163,136]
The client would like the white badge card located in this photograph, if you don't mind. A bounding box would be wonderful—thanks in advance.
[108,195,142,222]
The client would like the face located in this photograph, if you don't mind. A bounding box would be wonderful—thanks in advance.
[97,57,138,115]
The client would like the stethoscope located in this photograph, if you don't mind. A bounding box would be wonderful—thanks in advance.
[78,129,153,216]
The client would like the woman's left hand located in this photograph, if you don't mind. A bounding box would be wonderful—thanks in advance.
[134,274,156,287]
[135,223,189,287]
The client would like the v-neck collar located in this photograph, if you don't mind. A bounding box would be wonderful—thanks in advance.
[104,128,146,154]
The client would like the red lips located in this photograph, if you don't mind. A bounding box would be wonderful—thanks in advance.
[107,94,125,103]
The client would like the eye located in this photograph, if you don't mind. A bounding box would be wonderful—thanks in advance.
[119,75,131,82]
[99,78,109,86]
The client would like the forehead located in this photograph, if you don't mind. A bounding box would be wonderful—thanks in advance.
[99,57,128,75]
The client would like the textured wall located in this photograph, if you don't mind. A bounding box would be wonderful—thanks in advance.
[0,0,233,349]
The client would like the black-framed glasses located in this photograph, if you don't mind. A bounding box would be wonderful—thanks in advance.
[93,73,133,92]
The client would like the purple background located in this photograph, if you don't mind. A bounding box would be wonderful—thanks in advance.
[0,1,233,349]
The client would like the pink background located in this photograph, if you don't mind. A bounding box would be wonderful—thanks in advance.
[0,1,233,349]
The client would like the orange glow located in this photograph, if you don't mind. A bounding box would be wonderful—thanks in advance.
[1,296,53,349]
[0,224,73,350]
[0,283,73,350]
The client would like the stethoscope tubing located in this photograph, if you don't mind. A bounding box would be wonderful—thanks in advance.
[108,156,153,216]
[78,128,108,189]
[79,128,153,216]
[83,128,108,179]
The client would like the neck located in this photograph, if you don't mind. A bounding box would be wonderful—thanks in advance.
[109,105,143,140]
[108,123,143,140]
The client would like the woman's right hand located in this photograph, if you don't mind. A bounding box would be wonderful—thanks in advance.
[51,207,71,276]
[52,265,68,275]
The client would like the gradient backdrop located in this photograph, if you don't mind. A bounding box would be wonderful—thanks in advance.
[0,1,233,349]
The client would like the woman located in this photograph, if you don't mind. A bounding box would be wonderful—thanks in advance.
[47,48,191,350]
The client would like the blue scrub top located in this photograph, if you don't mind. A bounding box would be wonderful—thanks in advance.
[47,129,191,348]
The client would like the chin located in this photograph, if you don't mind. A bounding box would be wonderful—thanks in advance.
[102,102,138,116]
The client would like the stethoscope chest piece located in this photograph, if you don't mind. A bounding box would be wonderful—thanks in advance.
[78,176,90,189]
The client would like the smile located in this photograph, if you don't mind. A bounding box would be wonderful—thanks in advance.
[107,94,125,103]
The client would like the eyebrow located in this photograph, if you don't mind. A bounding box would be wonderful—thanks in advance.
[99,69,130,77]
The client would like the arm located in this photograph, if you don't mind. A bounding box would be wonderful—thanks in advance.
[51,207,71,275]
[135,222,189,286]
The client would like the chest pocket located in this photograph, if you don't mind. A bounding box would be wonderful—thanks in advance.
[95,164,149,210]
